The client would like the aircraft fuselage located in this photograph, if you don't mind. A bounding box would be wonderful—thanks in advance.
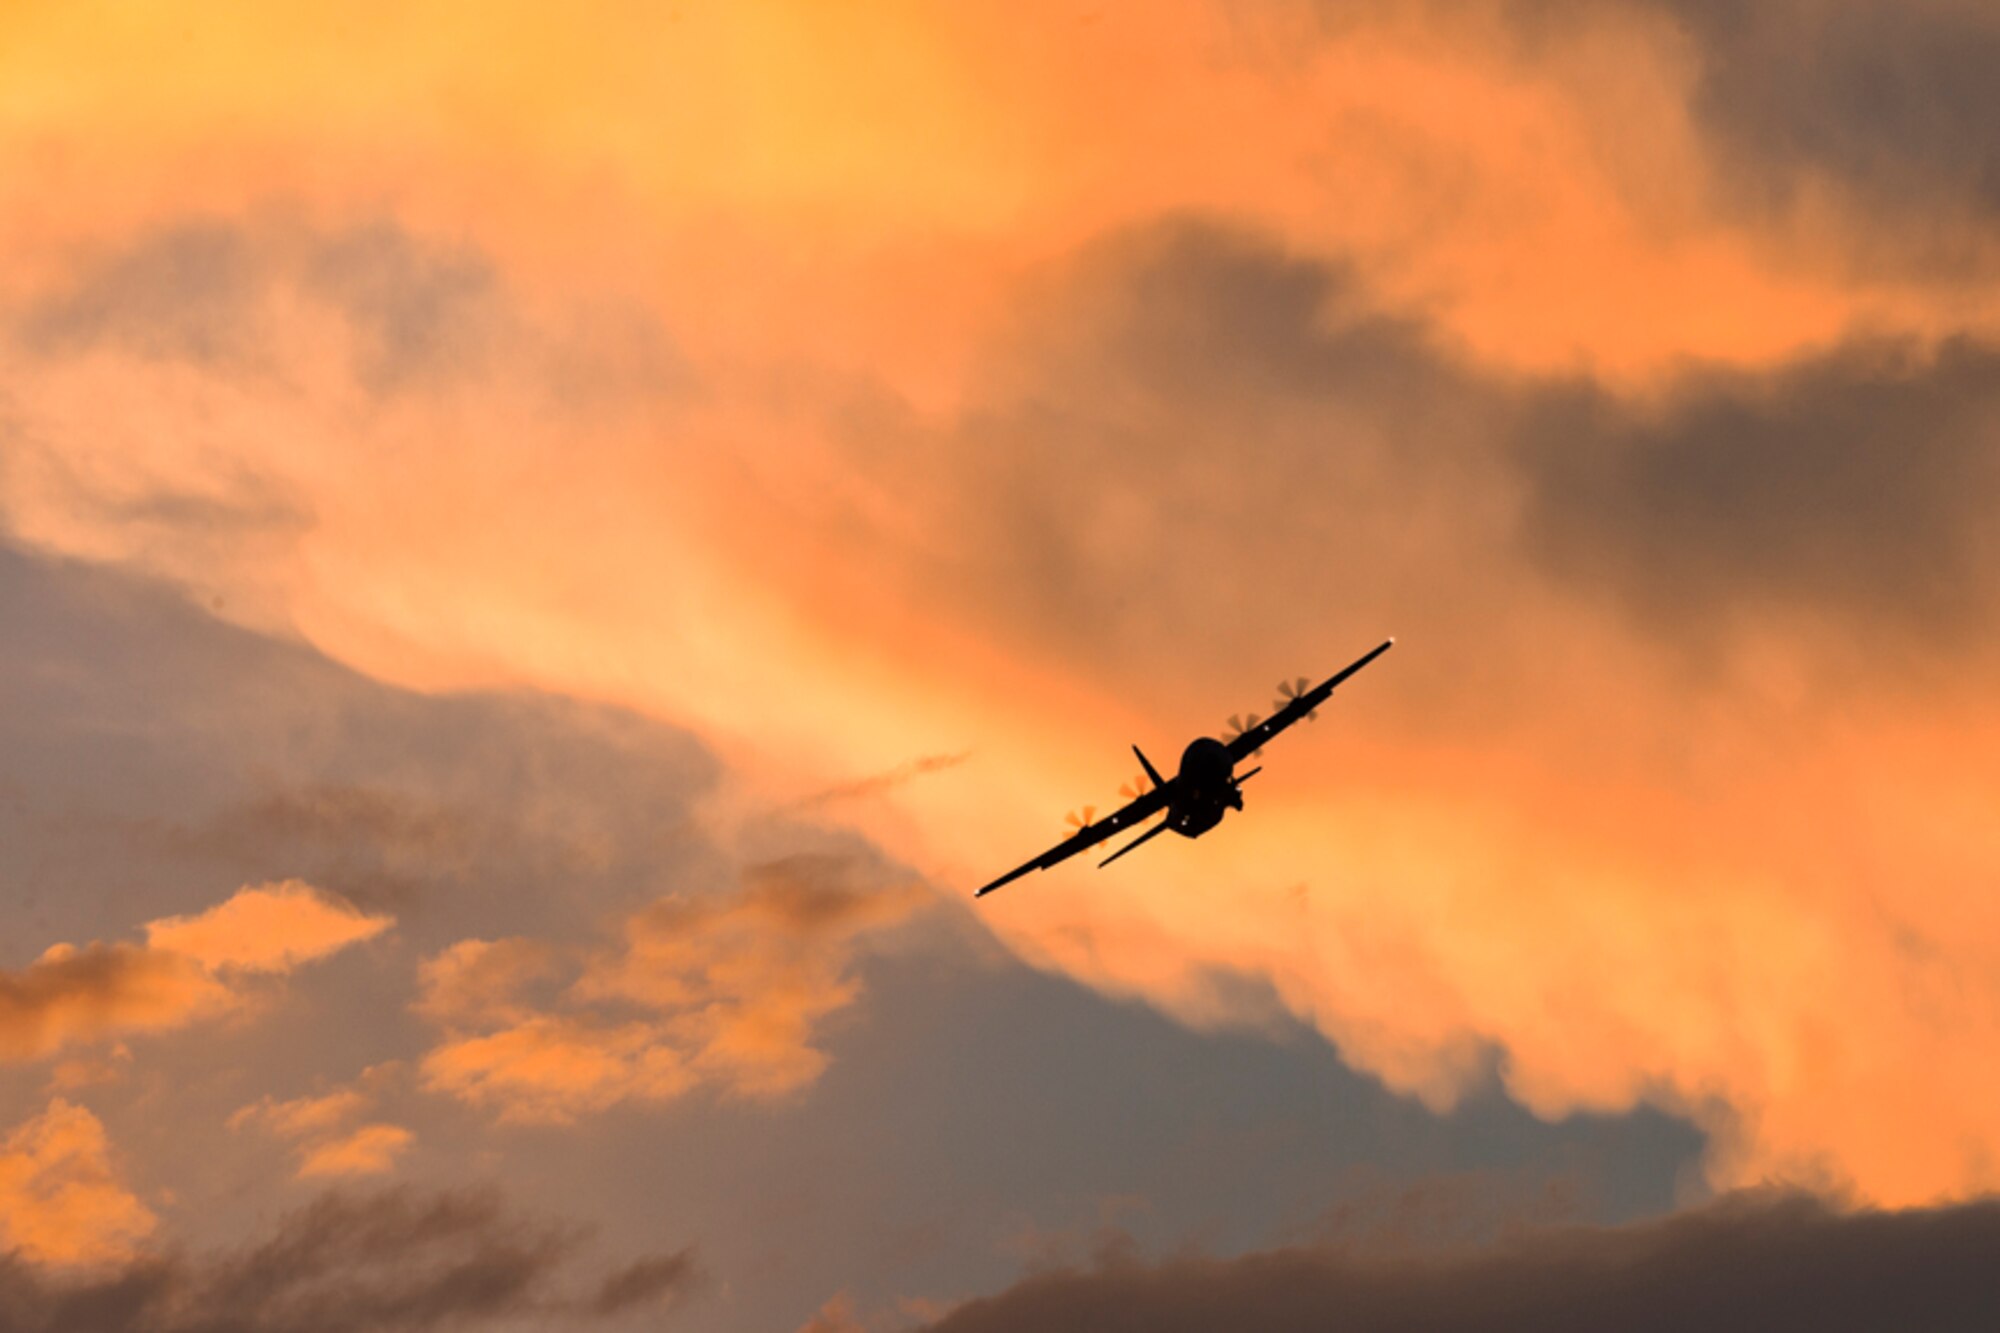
[1166,736,1242,837]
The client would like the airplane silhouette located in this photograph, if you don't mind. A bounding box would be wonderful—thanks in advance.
[975,638,1394,897]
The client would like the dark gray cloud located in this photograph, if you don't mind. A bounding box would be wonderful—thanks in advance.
[0,1188,700,1333]
[870,219,2000,687]
[1646,0,2000,265]
[588,1248,704,1318]
[1517,337,2000,642]
[831,219,1509,719]
[920,1190,2000,1333]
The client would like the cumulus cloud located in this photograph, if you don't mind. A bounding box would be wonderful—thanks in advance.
[0,1100,155,1267]
[0,1187,701,1332]
[919,1190,2000,1333]
[0,883,390,1064]
[419,855,929,1121]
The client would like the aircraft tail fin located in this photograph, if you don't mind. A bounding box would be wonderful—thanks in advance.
[1133,744,1166,791]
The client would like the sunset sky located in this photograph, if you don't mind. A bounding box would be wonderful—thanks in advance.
[5,2,2000,1329]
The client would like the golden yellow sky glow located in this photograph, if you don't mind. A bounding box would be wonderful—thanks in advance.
[4,3,2000,1282]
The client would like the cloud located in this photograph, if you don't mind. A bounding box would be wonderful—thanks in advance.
[1,36,1999,1220]
[0,883,391,1064]
[413,939,556,1030]
[587,1248,703,1318]
[1648,1,2000,246]
[0,1100,155,1268]
[419,1016,692,1125]
[840,219,2000,1205]
[784,752,974,813]
[144,881,392,974]
[296,1127,415,1181]
[0,1186,701,1332]
[918,1190,2000,1333]
[16,219,500,393]
[230,1088,413,1181]
[12,196,2000,1206]
[419,855,930,1121]
[0,945,231,1063]
[1516,336,2000,641]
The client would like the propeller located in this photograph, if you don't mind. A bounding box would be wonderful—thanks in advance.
[1275,676,1319,721]
[1064,806,1098,834]
[1117,772,1152,800]
[1223,713,1264,757]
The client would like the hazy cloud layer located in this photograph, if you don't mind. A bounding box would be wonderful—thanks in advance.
[921,1191,2000,1333]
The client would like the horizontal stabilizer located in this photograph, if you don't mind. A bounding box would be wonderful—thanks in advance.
[1099,819,1169,869]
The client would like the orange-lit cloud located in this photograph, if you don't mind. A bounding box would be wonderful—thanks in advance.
[0,0,1990,401]
[0,1099,155,1267]
[3,0,2000,1218]
[297,1125,413,1179]
[419,857,929,1122]
[421,1016,693,1125]
[0,943,231,1063]
[145,880,392,973]
[229,1086,414,1180]
[0,883,391,1063]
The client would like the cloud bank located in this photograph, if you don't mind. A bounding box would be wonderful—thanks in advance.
[920,1191,2000,1333]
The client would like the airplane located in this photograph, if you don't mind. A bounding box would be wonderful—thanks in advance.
[975,638,1394,898]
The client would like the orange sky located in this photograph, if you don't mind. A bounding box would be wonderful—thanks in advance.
[3,1,2000,1317]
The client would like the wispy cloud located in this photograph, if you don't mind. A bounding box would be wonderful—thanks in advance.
[0,1186,701,1330]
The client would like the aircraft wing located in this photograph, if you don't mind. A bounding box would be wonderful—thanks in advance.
[975,783,1171,897]
[1225,638,1394,765]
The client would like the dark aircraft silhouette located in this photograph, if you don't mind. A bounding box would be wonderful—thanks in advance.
[975,638,1394,898]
